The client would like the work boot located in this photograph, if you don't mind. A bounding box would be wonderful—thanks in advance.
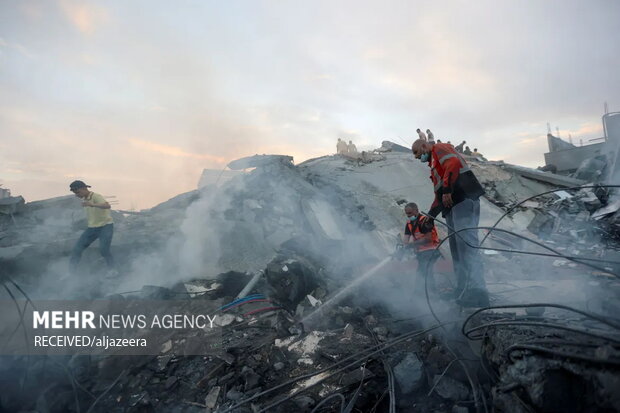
[456,288,490,308]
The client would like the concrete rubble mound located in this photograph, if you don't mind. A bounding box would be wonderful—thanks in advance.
[1,142,619,412]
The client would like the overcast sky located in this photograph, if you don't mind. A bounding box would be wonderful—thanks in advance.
[1,0,618,209]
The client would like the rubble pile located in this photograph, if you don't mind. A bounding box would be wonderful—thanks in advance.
[467,156,620,264]
[1,143,620,412]
[0,266,489,413]
[466,306,620,413]
[0,191,196,292]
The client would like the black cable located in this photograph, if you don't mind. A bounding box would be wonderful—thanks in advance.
[1,283,29,352]
[464,321,620,345]
[462,303,620,333]
[421,248,482,413]
[416,185,620,413]
[480,184,620,246]
[462,244,619,265]
[85,369,127,413]
[517,338,620,348]
[343,368,366,413]
[423,221,620,279]
[419,227,620,413]
[218,323,448,413]
[54,361,81,413]
[6,276,37,310]
[505,343,620,366]
[418,187,620,322]
[489,286,548,295]
[366,320,396,413]
[1,282,32,391]
[369,390,387,413]
[254,327,436,413]
[310,393,345,413]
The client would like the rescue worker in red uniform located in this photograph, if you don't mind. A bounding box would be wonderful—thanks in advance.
[402,202,440,294]
[411,139,489,307]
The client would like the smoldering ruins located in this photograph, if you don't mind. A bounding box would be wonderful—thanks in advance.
[1,130,620,412]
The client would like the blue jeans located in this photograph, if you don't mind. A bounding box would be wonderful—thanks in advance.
[70,224,114,272]
[415,249,439,294]
[445,198,486,293]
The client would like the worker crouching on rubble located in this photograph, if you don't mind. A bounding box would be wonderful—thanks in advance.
[411,139,489,307]
[69,180,118,278]
[401,202,440,295]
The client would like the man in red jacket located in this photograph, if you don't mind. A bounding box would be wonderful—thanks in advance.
[402,202,440,294]
[411,139,489,307]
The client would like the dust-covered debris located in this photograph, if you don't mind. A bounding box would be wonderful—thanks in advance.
[1,142,620,412]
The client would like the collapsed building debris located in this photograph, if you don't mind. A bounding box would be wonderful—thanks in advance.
[1,142,620,412]
[465,304,620,412]
[226,155,294,171]
[0,195,25,217]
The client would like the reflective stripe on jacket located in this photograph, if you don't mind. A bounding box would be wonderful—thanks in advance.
[406,220,440,252]
[427,143,485,217]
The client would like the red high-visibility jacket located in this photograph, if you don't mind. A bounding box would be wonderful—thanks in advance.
[427,143,485,217]
[405,219,440,252]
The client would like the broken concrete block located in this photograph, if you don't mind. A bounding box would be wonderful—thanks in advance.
[527,210,556,238]
[342,323,354,340]
[293,395,315,410]
[218,352,235,365]
[581,195,602,212]
[393,353,424,394]
[226,389,244,401]
[364,314,378,326]
[184,281,219,297]
[265,255,320,310]
[160,340,172,354]
[339,306,354,315]
[205,386,220,409]
[215,314,236,327]
[242,367,261,390]
[227,154,293,170]
[522,200,540,208]
[139,285,173,299]
[340,367,375,386]
[306,294,321,307]
[297,357,314,365]
[432,375,470,401]
[128,391,151,407]
[295,294,322,318]
[287,331,326,358]
[156,354,173,371]
[164,376,178,389]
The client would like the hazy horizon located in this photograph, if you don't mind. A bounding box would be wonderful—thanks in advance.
[1,0,618,209]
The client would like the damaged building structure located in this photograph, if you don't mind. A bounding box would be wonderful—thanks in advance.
[544,111,620,180]
[1,137,620,412]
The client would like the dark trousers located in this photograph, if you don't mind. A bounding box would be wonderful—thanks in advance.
[415,249,439,294]
[70,224,114,272]
[445,198,486,294]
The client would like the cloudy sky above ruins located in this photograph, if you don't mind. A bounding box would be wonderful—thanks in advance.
[1,0,619,209]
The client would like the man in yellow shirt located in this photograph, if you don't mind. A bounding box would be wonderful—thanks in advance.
[69,180,116,275]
